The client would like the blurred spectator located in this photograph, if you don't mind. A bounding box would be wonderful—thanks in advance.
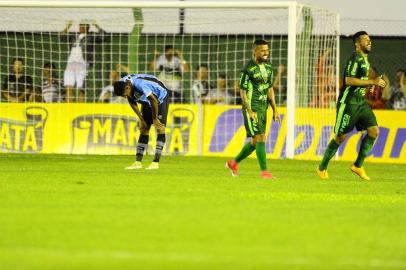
[273,63,287,105]
[203,73,233,105]
[99,64,129,103]
[60,20,108,102]
[365,66,389,109]
[149,45,189,103]
[1,58,33,102]
[310,48,337,108]
[383,69,406,110]
[191,64,210,104]
[41,62,64,103]
[231,80,242,105]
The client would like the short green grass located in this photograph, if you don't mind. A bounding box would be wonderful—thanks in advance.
[0,154,405,270]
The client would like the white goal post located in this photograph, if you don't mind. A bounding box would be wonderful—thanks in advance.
[0,1,339,159]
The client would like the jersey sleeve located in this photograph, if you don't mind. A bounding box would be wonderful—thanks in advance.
[344,54,359,77]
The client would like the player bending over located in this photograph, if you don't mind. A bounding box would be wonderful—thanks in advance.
[226,40,281,179]
[113,74,169,170]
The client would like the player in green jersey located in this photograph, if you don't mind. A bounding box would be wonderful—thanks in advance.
[226,40,281,179]
[317,31,386,180]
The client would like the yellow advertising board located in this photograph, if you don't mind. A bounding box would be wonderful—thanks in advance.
[202,105,406,164]
[0,103,199,155]
[1,103,405,164]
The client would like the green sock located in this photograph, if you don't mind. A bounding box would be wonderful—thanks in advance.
[235,143,256,163]
[319,139,340,170]
[255,142,267,171]
[354,135,376,167]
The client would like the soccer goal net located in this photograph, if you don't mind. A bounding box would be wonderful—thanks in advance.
[0,1,339,160]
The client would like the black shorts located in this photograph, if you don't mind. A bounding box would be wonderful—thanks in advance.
[141,95,169,129]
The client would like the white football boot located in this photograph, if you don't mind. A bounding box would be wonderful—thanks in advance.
[125,161,143,170]
[145,162,159,170]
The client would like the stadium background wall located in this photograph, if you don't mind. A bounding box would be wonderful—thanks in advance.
[0,103,405,164]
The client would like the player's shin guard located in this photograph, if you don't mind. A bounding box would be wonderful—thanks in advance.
[319,139,340,170]
[136,135,149,162]
[235,143,256,163]
[153,134,166,162]
[354,135,376,168]
[256,142,267,171]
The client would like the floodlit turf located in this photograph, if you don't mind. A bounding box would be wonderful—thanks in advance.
[0,154,405,270]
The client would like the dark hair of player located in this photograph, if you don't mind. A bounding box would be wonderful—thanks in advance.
[253,39,269,46]
[352,31,368,45]
[113,81,126,96]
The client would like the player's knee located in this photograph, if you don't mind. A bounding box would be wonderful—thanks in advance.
[255,134,266,142]
[140,127,150,134]
[157,126,165,134]
[335,134,346,144]
[368,127,379,138]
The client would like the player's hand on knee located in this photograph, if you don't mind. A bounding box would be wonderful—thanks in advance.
[153,119,165,133]
[138,119,148,131]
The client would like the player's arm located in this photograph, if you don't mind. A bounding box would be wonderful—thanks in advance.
[128,98,148,131]
[344,59,386,88]
[267,87,281,123]
[345,76,386,88]
[239,71,256,121]
[128,98,142,119]
[240,88,257,121]
[147,93,165,132]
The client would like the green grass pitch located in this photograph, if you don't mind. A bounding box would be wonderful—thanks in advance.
[0,154,405,270]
